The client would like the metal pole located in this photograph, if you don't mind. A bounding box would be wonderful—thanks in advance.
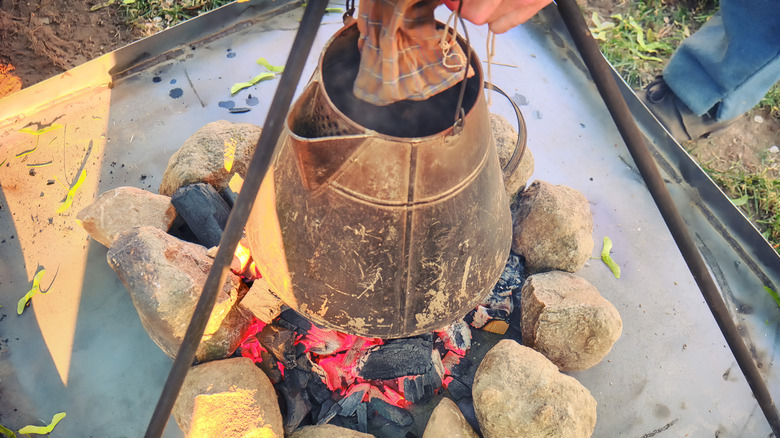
[554,0,780,434]
[143,1,328,435]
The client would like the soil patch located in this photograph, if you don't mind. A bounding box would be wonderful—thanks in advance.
[0,0,136,90]
[687,111,780,179]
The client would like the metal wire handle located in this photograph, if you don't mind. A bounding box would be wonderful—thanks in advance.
[486,82,527,179]
[451,0,472,134]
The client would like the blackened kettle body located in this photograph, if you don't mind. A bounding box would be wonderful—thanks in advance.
[245,23,511,338]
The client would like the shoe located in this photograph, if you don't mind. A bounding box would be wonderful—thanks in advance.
[638,76,737,141]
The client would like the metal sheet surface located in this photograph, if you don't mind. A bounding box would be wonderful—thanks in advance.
[0,1,777,436]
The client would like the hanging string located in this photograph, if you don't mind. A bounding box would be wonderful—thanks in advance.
[439,8,467,70]
[486,30,496,106]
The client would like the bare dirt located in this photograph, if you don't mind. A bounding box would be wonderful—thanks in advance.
[1,0,778,179]
[0,0,135,90]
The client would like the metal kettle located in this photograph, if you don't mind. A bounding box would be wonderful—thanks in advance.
[245,23,511,338]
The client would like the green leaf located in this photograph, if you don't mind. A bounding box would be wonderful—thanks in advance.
[732,194,749,206]
[0,423,16,438]
[591,11,602,27]
[90,0,116,11]
[18,412,66,435]
[256,57,285,73]
[17,268,47,315]
[230,72,276,95]
[18,124,63,136]
[764,286,780,308]
[56,168,87,214]
[15,145,38,158]
[601,236,621,279]
[634,52,663,62]
[27,161,53,168]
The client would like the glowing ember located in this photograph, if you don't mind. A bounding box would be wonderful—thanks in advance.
[236,315,460,409]
[231,241,253,276]
[300,326,383,393]
[238,318,267,362]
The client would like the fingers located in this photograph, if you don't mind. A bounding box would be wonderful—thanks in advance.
[487,4,542,33]
[445,0,554,34]
[456,0,503,25]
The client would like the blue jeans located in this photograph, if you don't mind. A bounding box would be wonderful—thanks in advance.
[663,0,780,121]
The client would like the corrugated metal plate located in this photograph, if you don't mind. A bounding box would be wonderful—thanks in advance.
[0,1,776,436]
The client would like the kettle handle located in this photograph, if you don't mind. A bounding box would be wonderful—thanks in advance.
[486,81,528,180]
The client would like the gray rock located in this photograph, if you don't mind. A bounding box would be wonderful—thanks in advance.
[107,226,251,362]
[159,120,262,196]
[511,180,593,273]
[76,186,176,247]
[492,113,534,198]
[173,357,284,438]
[472,340,597,438]
[521,271,622,371]
[289,424,375,438]
[422,397,479,438]
[239,276,283,324]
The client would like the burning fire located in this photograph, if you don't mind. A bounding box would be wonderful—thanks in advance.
[232,240,262,281]
[237,317,469,409]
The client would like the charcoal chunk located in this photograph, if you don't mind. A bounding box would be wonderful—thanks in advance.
[455,397,481,435]
[369,398,413,427]
[446,378,472,401]
[403,377,425,404]
[256,324,297,368]
[219,185,238,208]
[358,338,433,380]
[287,367,311,390]
[256,350,283,384]
[280,378,312,434]
[317,399,342,425]
[357,403,368,433]
[307,378,333,405]
[170,183,231,248]
[278,308,312,335]
[337,390,366,417]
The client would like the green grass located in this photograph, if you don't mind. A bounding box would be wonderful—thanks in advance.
[705,167,780,250]
[118,0,235,30]
[759,83,780,120]
[589,0,717,87]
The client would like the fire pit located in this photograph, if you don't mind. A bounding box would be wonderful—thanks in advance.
[0,1,777,437]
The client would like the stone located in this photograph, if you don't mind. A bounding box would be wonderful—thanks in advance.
[159,120,262,196]
[511,180,593,273]
[521,271,622,371]
[239,276,284,324]
[472,340,597,438]
[422,397,479,438]
[289,424,374,438]
[492,113,534,198]
[107,226,252,362]
[173,357,284,438]
[76,186,176,247]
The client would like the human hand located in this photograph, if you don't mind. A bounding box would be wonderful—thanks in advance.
[442,0,554,33]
